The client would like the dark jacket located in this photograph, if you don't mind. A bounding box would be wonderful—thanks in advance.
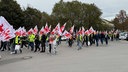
[94,34,100,40]
[41,35,46,43]
[35,38,40,45]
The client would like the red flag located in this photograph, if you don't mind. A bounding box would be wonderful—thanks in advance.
[21,27,27,36]
[60,23,66,32]
[44,23,50,34]
[27,28,33,35]
[51,29,56,35]
[15,27,22,36]
[57,27,62,36]
[54,23,62,36]
[85,30,91,36]
[0,16,15,41]
[62,30,72,38]
[70,25,74,34]
[0,24,3,33]
[2,28,12,41]
[78,27,82,35]
[49,25,51,32]
[89,26,95,34]
[15,31,21,36]
[4,30,11,41]
[82,26,85,36]
[55,23,60,31]
[5,35,11,40]
[33,25,38,35]
[39,26,45,35]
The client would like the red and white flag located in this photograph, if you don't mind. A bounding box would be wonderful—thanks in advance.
[15,27,22,36]
[0,24,4,33]
[89,26,95,34]
[0,16,15,41]
[51,28,56,35]
[2,28,12,41]
[33,25,38,35]
[82,26,85,36]
[60,23,66,32]
[27,28,33,35]
[69,25,74,34]
[39,26,45,35]
[44,23,50,34]
[21,27,27,36]
[62,30,72,38]
[57,27,62,36]
[15,27,27,37]
[85,30,91,36]
[78,27,82,35]
[49,25,51,32]
[54,23,62,36]
[55,23,60,31]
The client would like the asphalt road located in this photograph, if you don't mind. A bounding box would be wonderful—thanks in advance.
[0,40,128,72]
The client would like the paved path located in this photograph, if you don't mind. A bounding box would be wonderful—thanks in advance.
[0,40,128,72]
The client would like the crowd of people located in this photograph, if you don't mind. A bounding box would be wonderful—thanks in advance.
[0,30,120,55]
[67,31,119,50]
[0,32,60,54]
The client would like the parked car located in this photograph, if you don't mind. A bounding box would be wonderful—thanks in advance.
[119,32,128,40]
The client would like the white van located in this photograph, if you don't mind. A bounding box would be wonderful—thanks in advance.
[119,32,128,40]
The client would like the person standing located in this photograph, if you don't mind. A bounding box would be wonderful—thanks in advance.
[68,36,73,47]
[41,34,46,53]
[100,32,105,45]
[28,33,35,51]
[45,34,49,48]
[10,38,15,54]
[85,34,89,46]
[82,35,85,46]
[34,35,40,52]
[105,32,109,45]
[14,35,22,54]
[52,34,57,54]
[94,31,100,46]
[1,41,7,51]
[21,36,27,48]
[110,32,114,41]
[89,34,93,46]
[49,34,54,53]
[58,36,61,45]
[77,34,83,50]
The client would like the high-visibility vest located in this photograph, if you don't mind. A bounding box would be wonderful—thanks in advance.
[77,35,82,41]
[56,36,59,41]
[80,35,82,41]
[15,36,19,44]
[46,37,49,41]
[29,34,35,42]
[39,35,42,41]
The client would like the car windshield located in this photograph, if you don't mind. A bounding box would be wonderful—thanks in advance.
[120,32,127,36]
[120,33,125,36]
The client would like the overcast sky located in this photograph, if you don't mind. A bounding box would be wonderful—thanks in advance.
[16,0,128,21]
